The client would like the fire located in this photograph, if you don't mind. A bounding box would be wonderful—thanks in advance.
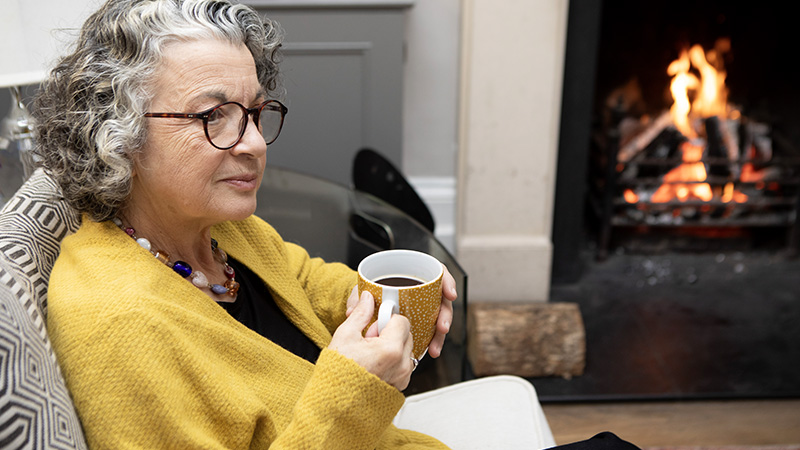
[688,43,728,118]
[667,50,699,138]
[651,142,713,203]
[667,42,729,137]
[648,39,748,204]
[721,182,747,203]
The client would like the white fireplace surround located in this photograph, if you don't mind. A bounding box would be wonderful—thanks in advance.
[405,0,568,303]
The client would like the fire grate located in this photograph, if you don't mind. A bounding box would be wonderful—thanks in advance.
[589,40,800,259]
[591,105,800,259]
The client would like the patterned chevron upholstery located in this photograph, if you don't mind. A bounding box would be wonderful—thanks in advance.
[0,169,87,449]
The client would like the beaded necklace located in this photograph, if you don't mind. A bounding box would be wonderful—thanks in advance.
[113,218,240,298]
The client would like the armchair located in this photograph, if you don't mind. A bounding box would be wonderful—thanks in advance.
[0,169,86,449]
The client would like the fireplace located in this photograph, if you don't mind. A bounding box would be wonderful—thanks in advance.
[538,1,800,401]
[552,0,800,282]
[590,37,800,259]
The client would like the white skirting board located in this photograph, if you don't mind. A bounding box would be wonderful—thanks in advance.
[407,176,456,255]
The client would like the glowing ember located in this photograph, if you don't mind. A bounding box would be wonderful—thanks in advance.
[740,162,766,183]
[721,182,748,203]
[652,142,714,203]
[624,189,639,204]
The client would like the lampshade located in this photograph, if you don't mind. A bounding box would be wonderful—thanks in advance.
[0,0,97,88]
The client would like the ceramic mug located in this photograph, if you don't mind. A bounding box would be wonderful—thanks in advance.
[357,249,444,360]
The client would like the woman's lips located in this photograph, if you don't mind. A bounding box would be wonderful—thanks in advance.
[221,173,259,190]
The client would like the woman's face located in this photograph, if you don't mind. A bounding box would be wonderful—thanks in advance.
[130,38,268,229]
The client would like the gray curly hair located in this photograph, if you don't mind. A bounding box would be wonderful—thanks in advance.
[32,0,283,222]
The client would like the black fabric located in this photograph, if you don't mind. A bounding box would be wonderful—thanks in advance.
[219,258,322,364]
[549,432,641,450]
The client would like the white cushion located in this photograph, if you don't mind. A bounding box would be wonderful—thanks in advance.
[394,375,556,449]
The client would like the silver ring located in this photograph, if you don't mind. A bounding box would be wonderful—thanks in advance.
[411,357,419,371]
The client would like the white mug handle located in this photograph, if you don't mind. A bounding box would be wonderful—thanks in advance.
[377,289,399,333]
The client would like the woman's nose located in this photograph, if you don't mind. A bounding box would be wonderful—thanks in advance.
[230,117,268,158]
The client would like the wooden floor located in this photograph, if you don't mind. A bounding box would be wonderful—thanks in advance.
[541,399,800,447]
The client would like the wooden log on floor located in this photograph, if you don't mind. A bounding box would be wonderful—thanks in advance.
[467,302,586,378]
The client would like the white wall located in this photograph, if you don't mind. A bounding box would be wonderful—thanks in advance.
[403,0,461,253]
[403,0,460,179]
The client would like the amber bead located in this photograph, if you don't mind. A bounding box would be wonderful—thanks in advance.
[154,250,170,265]
[224,279,240,297]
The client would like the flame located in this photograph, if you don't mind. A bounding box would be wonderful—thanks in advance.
[652,142,713,203]
[688,44,728,118]
[667,50,699,138]
[645,39,746,205]
[666,43,729,139]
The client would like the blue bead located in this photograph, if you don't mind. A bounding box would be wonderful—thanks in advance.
[172,261,192,278]
[211,284,228,295]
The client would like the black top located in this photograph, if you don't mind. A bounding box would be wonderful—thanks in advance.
[218,258,322,364]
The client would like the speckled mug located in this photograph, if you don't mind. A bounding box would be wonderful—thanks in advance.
[357,250,443,360]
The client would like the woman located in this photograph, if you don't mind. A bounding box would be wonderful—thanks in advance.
[33,0,456,448]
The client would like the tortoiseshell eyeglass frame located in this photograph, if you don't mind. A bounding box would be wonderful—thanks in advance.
[144,99,288,150]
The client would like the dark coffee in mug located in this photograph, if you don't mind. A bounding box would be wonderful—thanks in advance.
[374,276,424,287]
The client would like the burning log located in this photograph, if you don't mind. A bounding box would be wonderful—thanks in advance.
[705,116,735,178]
[618,111,673,162]
[618,127,684,183]
[723,116,741,160]
[741,120,773,161]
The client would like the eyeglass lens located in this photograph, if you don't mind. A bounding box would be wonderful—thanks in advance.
[259,103,285,145]
[206,102,284,148]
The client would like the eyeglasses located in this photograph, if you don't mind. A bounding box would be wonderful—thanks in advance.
[144,100,288,150]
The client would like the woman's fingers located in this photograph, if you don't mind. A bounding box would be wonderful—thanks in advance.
[328,291,415,390]
[442,265,458,301]
[428,264,457,358]
[377,314,415,389]
[345,285,360,317]
[343,290,374,330]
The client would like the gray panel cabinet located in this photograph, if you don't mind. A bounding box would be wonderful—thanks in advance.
[247,1,413,186]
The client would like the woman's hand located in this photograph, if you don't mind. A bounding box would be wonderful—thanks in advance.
[428,265,457,358]
[330,290,416,390]
[344,265,458,359]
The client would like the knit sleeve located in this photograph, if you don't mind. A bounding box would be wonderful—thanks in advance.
[283,241,357,335]
[270,348,408,449]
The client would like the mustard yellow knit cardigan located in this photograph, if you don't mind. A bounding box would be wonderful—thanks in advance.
[47,216,448,449]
